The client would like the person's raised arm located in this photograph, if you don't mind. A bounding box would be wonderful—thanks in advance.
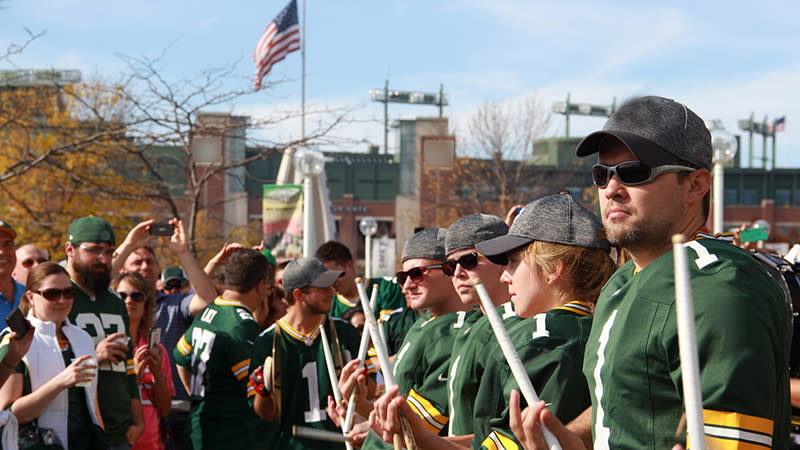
[112,219,156,275]
[163,219,217,316]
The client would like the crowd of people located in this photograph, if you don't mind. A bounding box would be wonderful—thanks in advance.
[0,95,793,450]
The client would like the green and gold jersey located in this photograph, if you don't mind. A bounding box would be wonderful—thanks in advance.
[449,302,522,437]
[379,306,422,357]
[174,298,263,449]
[249,315,361,450]
[474,302,593,450]
[362,309,474,450]
[68,281,137,446]
[584,236,791,450]
[329,277,405,319]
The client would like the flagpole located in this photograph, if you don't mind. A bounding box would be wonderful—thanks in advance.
[301,0,306,141]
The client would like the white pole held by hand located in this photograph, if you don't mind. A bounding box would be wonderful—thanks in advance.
[672,235,707,450]
[342,285,379,441]
[319,322,352,449]
[473,279,562,450]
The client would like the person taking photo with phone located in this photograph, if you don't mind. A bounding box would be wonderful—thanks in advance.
[112,273,174,450]
[0,262,106,450]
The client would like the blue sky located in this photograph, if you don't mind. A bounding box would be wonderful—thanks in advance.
[2,1,799,166]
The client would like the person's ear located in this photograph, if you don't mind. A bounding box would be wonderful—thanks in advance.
[686,169,711,205]
[547,260,565,285]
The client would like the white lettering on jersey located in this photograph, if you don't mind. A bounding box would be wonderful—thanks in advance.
[393,342,412,377]
[302,362,326,422]
[684,241,719,270]
[190,328,216,397]
[501,302,517,320]
[531,313,550,340]
[452,311,467,329]
[447,355,461,436]
[74,312,127,372]
[200,308,218,324]
[593,309,618,450]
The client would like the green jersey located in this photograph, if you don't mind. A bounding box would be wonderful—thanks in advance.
[329,277,405,319]
[173,298,263,449]
[449,302,522,437]
[68,280,138,446]
[379,306,422,356]
[362,310,474,450]
[584,236,791,450]
[249,315,361,450]
[474,302,594,450]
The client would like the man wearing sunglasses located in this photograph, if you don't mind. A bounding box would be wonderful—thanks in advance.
[12,243,49,285]
[512,96,790,450]
[64,216,145,449]
[360,227,470,449]
[441,213,523,443]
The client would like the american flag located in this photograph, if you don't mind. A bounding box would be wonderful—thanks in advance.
[774,116,786,133]
[254,0,300,90]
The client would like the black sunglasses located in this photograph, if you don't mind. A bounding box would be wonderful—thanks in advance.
[591,162,697,188]
[443,252,481,273]
[396,264,453,285]
[118,291,146,302]
[164,281,184,291]
[35,287,76,301]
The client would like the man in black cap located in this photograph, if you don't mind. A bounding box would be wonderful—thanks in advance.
[249,256,362,449]
[65,216,144,449]
[511,96,790,450]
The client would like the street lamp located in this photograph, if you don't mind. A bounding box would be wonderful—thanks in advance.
[295,148,325,257]
[359,217,378,279]
[710,122,738,234]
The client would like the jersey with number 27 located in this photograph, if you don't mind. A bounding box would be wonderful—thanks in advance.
[174,298,262,449]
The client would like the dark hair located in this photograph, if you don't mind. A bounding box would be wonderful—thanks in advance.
[315,241,352,267]
[676,168,711,221]
[22,262,70,315]
[111,272,157,333]
[225,248,269,293]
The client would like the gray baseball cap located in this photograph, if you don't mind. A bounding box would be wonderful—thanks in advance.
[282,256,344,293]
[401,227,447,262]
[475,193,610,265]
[575,96,712,171]
[445,214,508,256]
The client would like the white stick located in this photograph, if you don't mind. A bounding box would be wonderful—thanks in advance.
[473,280,562,450]
[672,235,707,450]
[294,425,351,443]
[342,285,379,439]
[319,321,352,449]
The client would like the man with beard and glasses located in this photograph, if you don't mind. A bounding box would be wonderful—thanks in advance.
[65,216,145,449]
[509,96,791,450]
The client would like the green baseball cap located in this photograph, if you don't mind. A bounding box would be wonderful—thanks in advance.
[67,216,116,245]
[0,220,17,240]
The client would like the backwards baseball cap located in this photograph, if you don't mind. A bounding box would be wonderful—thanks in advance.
[401,227,447,262]
[161,266,187,284]
[0,220,17,240]
[68,216,116,245]
[575,96,712,171]
[445,214,508,256]
[476,193,610,265]
[282,256,344,294]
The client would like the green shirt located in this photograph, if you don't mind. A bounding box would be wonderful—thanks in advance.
[584,236,791,450]
[449,302,522,436]
[174,298,263,449]
[475,302,594,450]
[249,315,361,450]
[68,281,138,446]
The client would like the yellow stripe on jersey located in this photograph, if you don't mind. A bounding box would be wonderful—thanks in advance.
[0,333,11,346]
[231,359,250,381]
[246,381,256,398]
[176,334,192,356]
[700,409,773,449]
[127,359,135,375]
[406,388,448,434]
[481,430,519,450]
[554,301,593,316]
[278,316,324,344]
[215,297,246,308]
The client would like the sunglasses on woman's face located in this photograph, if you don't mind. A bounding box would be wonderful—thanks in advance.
[395,263,453,285]
[591,161,697,188]
[443,252,481,273]
[117,291,146,302]
[35,287,76,301]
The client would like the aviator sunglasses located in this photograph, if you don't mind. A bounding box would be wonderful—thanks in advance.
[591,161,697,188]
[34,287,76,301]
[396,263,453,285]
[443,252,481,273]
[117,291,146,302]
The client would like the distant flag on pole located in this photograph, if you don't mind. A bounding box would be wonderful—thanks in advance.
[254,0,300,90]
[774,116,786,133]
